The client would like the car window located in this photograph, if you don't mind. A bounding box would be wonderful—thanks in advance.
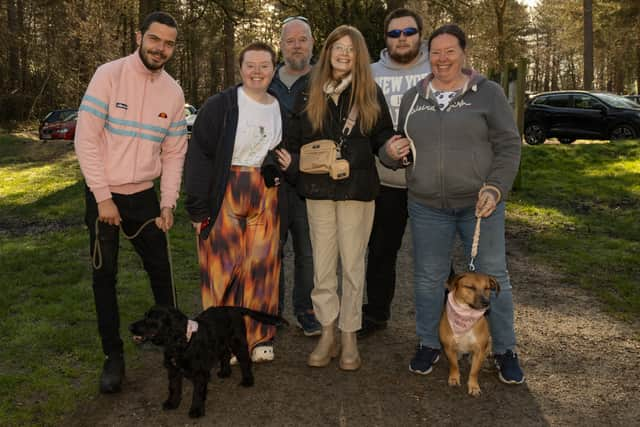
[545,95,570,107]
[531,95,548,105]
[61,111,77,121]
[573,94,603,109]
[596,93,640,109]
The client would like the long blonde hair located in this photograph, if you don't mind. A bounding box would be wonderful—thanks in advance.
[306,25,380,134]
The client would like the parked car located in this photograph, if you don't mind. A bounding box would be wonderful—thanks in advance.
[184,104,197,134]
[624,94,640,105]
[524,91,640,145]
[39,109,78,141]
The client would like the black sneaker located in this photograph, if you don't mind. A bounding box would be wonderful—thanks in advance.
[409,345,440,375]
[357,317,387,339]
[296,312,321,336]
[100,353,124,394]
[494,350,525,384]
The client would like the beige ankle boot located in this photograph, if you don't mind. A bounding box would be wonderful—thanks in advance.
[307,324,339,367]
[339,331,361,371]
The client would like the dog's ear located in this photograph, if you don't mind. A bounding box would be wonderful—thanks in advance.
[446,274,462,291]
[489,276,500,295]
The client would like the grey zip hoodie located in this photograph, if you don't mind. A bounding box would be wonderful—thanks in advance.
[379,70,521,209]
[371,42,431,188]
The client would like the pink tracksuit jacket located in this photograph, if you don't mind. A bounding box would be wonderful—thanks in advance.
[74,51,187,208]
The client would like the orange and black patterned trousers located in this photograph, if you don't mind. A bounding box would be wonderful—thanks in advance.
[197,166,281,349]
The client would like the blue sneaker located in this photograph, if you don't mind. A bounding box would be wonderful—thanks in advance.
[409,345,440,375]
[494,350,525,384]
[296,312,321,337]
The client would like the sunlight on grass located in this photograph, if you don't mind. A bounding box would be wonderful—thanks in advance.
[0,153,80,206]
[508,203,578,231]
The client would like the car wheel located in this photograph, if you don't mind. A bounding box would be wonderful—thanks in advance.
[558,138,575,144]
[524,123,546,145]
[610,124,637,141]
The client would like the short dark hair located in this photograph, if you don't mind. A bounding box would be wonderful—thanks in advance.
[384,8,423,36]
[140,11,178,35]
[239,42,277,67]
[428,24,467,51]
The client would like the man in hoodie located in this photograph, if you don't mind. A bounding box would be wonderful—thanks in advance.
[269,17,321,336]
[360,8,431,338]
[74,11,187,393]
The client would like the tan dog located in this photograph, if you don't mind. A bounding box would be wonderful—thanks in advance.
[439,272,500,396]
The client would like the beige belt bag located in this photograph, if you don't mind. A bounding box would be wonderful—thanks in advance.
[299,106,358,180]
[299,139,337,174]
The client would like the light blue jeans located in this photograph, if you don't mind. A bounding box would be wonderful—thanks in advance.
[408,199,516,354]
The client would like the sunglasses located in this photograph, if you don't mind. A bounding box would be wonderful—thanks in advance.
[386,27,419,38]
[282,16,309,24]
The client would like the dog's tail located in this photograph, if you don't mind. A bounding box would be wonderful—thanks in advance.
[232,307,289,326]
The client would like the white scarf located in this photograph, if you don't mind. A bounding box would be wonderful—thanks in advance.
[323,74,353,97]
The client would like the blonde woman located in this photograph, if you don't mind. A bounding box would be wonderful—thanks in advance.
[278,25,400,370]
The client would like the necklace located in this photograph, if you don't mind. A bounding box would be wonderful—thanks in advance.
[431,74,468,92]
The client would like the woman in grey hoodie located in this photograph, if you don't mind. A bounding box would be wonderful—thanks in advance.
[380,24,524,385]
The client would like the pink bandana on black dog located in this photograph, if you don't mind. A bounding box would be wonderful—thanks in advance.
[186,319,199,342]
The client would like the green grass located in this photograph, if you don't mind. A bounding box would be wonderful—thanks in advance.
[0,135,200,425]
[0,134,638,425]
[509,140,640,320]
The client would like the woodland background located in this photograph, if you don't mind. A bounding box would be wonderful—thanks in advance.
[1,0,639,126]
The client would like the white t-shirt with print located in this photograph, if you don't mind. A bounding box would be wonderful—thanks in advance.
[232,87,282,167]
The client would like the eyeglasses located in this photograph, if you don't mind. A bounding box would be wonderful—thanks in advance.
[332,44,354,55]
[386,27,419,38]
[282,16,309,24]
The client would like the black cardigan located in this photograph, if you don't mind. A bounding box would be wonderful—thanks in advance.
[184,85,288,241]
[288,84,394,201]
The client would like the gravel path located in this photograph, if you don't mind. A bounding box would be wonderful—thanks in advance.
[67,227,640,427]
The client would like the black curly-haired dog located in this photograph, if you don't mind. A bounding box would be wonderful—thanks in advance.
[129,305,287,418]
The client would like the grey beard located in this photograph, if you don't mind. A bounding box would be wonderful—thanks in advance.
[286,57,310,71]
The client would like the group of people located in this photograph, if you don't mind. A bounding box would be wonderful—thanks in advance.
[74,8,524,395]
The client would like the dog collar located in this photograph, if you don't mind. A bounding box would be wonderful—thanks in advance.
[446,292,487,336]
[186,319,199,342]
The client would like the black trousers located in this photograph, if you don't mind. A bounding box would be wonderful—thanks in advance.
[363,185,408,323]
[84,186,174,356]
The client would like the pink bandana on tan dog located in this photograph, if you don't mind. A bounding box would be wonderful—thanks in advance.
[446,292,487,336]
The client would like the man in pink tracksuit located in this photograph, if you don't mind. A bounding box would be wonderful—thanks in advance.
[74,11,187,394]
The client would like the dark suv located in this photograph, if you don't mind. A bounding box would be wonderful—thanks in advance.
[524,91,640,145]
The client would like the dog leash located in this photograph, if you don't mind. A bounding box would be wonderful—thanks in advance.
[468,216,481,272]
[92,217,178,309]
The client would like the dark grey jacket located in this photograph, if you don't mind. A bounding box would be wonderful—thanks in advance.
[381,70,521,209]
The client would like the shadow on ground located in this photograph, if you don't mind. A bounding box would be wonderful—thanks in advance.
[66,227,640,427]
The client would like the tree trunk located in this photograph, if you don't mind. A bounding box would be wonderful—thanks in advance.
[7,0,20,89]
[493,0,507,73]
[386,0,406,11]
[17,0,27,91]
[223,15,235,88]
[583,0,593,90]
[138,0,162,28]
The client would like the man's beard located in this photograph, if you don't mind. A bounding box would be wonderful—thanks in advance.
[286,55,310,71]
[389,44,420,64]
[139,46,167,71]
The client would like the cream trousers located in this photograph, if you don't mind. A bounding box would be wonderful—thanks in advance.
[306,199,375,332]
